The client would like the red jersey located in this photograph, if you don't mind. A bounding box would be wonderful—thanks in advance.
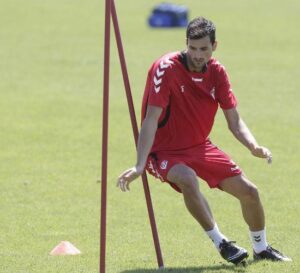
[141,51,237,153]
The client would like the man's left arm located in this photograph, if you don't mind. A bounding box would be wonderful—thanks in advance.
[223,107,272,164]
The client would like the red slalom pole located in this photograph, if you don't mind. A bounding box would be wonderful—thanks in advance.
[111,0,164,269]
[100,0,111,272]
[111,0,138,143]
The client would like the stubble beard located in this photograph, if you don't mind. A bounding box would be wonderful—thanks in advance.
[187,53,206,72]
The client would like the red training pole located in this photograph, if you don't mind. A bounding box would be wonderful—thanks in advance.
[111,0,164,269]
[110,0,138,143]
[100,0,111,272]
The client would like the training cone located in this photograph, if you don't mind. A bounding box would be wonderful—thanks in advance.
[50,241,81,256]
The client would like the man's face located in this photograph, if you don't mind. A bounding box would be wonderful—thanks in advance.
[186,36,217,72]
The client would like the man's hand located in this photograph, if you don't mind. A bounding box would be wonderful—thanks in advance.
[117,166,144,192]
[251,145,272,164]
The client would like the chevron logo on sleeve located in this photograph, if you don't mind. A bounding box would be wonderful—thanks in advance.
[153,57,174,93]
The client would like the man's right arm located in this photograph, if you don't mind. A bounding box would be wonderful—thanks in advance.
[117,105,163,191]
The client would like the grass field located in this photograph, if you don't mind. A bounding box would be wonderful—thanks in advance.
[0,0,299,272]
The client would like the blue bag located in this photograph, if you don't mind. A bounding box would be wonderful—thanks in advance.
[148,3,188,28]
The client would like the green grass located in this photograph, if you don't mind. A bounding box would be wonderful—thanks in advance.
[0,0,299,272]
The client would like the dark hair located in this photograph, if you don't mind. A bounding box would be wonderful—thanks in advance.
[186,17,216,44]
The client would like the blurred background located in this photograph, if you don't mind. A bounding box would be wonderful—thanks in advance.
[0,0,299,272]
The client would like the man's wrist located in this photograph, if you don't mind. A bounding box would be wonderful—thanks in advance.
[135,164,145,174]
[249,143,258,153]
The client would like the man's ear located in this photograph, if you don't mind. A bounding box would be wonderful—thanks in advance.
[212,41,218,51]
[186,38,188,46]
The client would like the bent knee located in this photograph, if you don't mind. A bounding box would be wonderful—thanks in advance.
[167,164,198,191]
[240,182,260,202]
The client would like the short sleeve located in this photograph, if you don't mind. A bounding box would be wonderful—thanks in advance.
[145,61,171,109]
[215,65,238,109]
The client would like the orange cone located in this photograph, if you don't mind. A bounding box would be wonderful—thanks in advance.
[50,241,81,256]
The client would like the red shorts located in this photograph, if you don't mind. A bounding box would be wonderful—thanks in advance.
[146,140,242,193]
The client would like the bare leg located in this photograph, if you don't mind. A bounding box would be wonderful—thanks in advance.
[220,174,265,231]
[167,165,249,263]
[167,164,214,231]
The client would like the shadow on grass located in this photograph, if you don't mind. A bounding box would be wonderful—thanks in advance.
[120,262,251,273]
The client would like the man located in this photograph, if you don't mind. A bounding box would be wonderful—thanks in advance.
[117,17,291,264]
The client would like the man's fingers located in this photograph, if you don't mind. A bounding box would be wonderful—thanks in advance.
[119,179,131,192]
[117,166,143,191]
[259,147,272,164]
[117,177,123,188]
[263,148,272,164]
[125,181,130,191]
[120,181,126,192]
[117,168,138,191]
[117,177,127,192]
[252,146,273,165]
[118,169,132,180]
[117,168,133,187]
[116,177,124,187]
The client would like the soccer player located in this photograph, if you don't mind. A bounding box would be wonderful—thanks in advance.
[117,17,291,264]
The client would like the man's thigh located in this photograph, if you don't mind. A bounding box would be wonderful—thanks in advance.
[188,141,242,188]
[146,152,185,192]
[219,174,259,200]
[146,140,242,192]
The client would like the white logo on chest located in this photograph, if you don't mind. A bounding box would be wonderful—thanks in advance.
[180,85,185,92]
[192,77,203,82]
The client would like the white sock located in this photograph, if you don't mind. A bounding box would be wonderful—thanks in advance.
[250,229,268,253]
[206,224,228,251]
